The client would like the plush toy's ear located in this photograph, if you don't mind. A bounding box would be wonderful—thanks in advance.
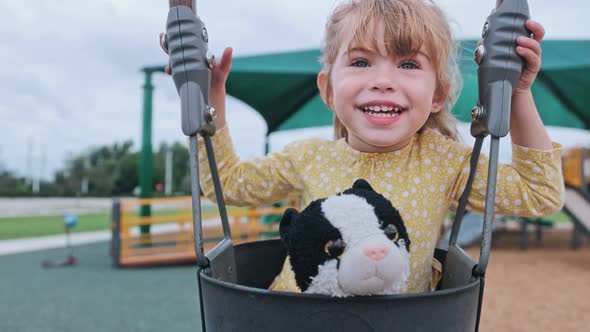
[352,179,374,192]
[279,208,299,244]
[391,207,411,251]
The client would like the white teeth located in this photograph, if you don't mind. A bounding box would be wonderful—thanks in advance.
[366,111,399,118]
[361,105,402,114]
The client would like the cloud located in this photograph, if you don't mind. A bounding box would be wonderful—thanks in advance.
[1,0,588,181]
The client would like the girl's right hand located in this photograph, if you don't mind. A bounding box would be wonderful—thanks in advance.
[159,32,232,128]
[210,47,233,128]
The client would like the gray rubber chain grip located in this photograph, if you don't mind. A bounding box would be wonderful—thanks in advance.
[472,0,530,138]
[166,6,213,137]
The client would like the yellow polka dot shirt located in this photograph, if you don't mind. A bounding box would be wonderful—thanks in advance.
[198,126,565,293]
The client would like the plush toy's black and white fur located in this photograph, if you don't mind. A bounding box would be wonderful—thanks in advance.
[279,179,411,297]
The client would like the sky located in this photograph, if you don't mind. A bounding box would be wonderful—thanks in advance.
[1,0,589,180]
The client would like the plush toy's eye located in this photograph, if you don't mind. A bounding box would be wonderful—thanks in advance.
[324,239,346,258]
[384,225,399,241]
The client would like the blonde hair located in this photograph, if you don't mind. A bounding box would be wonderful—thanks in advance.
[320,0,461,141]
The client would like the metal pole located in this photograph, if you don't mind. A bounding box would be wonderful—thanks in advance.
[111,200,122,267]
[165,147,173,195]
[65,226,73,258]
[139,69,154,233]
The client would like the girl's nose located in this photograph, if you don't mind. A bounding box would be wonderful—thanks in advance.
[371,72,397,92]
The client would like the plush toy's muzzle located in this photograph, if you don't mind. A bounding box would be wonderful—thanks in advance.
[337,235,410,295]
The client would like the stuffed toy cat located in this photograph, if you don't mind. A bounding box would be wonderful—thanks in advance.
[279,179,411,297]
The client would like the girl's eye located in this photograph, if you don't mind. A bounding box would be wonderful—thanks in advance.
[324,239,346,258]
[351,59,369,67]
[399,61,419,70]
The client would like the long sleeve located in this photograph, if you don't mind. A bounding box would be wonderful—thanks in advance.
[448,140,565,217]
[196,126,304,206]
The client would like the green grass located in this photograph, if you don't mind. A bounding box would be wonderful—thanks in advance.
[0,213,111,240]
[1,206,574,241]
[0,205,237,240]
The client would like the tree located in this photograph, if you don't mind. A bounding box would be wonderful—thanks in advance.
[0,140,191,197]
[154,142,190,196]
[0,171,29,196]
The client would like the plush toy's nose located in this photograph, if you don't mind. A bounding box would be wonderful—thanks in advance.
[363,245,390,261]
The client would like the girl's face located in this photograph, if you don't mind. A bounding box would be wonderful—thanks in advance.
[319,22,443,153]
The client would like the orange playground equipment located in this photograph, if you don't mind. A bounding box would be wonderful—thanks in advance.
[562,147,589,189]
[110,196,298,267]
[561,147,590,249]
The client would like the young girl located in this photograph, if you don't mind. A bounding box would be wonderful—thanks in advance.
[198,0,564,294]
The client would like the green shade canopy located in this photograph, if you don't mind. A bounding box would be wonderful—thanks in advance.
[226,40,590,133]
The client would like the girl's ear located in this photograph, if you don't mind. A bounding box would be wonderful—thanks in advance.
[431,83,450,114]
[317,70,333,109]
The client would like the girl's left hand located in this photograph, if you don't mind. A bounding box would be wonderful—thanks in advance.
[513,20,545,95]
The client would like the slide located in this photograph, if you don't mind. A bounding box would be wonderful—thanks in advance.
[437,212,501,250]
[563,187,590,249]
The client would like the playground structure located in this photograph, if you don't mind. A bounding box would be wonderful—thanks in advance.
[448,147,590,250]
[486,146,590,250]
[561,147,590,248]
[563,147,589,189]
[110,196,298,267]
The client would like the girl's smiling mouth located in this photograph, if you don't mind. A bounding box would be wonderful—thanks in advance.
[358,102,407,126]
